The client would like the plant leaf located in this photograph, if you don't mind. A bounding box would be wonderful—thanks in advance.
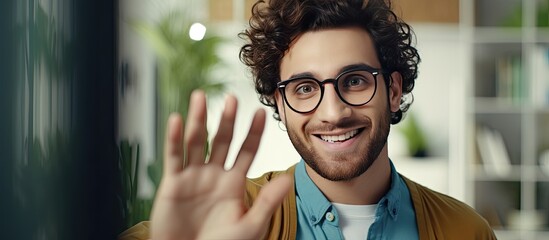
[130,21,172,59]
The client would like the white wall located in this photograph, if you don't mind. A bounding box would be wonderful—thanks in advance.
[391,24,465,158]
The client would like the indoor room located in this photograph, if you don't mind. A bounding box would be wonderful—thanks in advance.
[1,0,548,239]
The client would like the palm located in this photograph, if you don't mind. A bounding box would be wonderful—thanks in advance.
[151,90,291,240]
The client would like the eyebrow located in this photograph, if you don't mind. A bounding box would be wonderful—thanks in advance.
[286,63,379,80]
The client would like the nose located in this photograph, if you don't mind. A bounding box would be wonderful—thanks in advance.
[315,84,352,123]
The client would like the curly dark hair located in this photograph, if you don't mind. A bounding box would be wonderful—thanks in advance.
[239,0,420,124]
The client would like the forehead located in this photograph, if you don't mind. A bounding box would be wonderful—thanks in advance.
[280,27,380,80]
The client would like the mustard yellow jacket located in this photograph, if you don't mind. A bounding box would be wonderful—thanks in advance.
[119,165,496,240]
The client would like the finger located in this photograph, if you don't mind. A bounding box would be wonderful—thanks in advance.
[231,108,266,174]
[241,174,292,229]
[163,113,184,174]
[184,90,208,166]
[208,95,238,166]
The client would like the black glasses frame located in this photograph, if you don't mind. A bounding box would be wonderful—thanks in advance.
[276,66,383,114]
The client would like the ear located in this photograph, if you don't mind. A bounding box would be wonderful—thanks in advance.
[274,91,286,123]
[388,71,403,112]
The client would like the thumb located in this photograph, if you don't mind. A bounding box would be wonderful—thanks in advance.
[242,174,292,229]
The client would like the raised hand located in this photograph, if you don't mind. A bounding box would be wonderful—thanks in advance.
[150,90,292,240]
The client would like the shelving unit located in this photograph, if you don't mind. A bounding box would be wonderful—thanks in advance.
[461,0,549,239]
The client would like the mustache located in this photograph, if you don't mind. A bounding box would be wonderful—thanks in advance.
[305,117,372,132]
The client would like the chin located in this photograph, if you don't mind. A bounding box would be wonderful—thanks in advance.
[293,127,389,182]
[288,110,392,182]
[304,152,376,181]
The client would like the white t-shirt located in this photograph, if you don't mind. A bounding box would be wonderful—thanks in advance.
[331,203,377,240]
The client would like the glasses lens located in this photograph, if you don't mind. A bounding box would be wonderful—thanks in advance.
[283,79,322,112]
[337,70,376,105]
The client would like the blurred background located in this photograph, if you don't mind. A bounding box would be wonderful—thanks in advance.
[0,0,548,239]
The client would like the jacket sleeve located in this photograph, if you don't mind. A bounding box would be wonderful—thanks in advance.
[246,167,298,240]
[118,221,151,240]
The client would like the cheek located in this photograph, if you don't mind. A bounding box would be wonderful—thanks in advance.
[285,110,312,136]
[372,88,391,111]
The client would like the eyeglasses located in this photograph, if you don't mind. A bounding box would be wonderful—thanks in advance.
[277,66,383,114]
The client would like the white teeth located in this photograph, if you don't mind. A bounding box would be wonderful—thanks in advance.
[320,129,359,143]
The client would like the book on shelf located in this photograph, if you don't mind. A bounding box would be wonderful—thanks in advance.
[495,55,524,104]
[475,126,512,177]
[533,46,549,107]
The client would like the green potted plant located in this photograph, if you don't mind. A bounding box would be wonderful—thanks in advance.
[120,11,226,228]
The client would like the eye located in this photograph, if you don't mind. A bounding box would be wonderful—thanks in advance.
[341,74,370,89]
[347,77,364,86]
[295,82,317,94]
[288,79,320,98]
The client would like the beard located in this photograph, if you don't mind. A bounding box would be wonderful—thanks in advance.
[286,109,391,181]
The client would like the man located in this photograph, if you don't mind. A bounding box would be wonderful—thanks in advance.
[120,0,496,239]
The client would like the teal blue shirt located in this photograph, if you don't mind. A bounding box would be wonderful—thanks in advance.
[294,160,419,240]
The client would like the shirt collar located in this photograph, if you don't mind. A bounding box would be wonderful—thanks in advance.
[380,160,402,220]
[294,160,334,225]
[294,159,404,223]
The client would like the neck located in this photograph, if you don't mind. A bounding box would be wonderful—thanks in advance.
[305,146,392,205]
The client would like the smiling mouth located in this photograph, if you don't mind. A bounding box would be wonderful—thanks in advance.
[316,128,364,143]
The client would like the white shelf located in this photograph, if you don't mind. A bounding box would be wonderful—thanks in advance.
[473,27,522,43]
[473,165,522,181]
[471,27,549,44]
[473,97,525,114]
[460,0,549,236]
